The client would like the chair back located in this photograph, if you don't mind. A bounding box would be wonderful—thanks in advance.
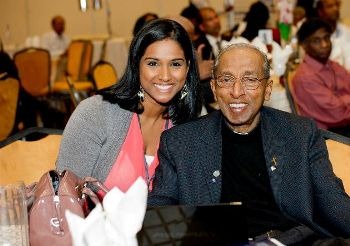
[0,128,63,185]
[0,78,20,141]
[91,60,117,90]
[285,68,300,115]
[322,129,350,196]
[14,48,51,96]
[66,40,93,81]
[51,41,94,111]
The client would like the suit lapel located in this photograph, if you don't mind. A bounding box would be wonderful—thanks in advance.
[261,108,288,208]
[198,109,290,205]
[198,111,223,203]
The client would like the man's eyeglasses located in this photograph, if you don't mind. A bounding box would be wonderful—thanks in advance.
[215,75,268,90]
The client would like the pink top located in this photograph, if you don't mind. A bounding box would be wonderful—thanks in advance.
[102,113,171,194]
[292,55,350,129]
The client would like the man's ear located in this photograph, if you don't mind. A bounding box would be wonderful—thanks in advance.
[210,79,218,102]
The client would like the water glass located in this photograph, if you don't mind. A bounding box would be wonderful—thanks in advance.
[0,182,29,246]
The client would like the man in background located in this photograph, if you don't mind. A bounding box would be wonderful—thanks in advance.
[41,15,70,57]
[291,5,306,37]
[317,0,350,70]
[292,18,350,137]
[194,7,222,112]
[166,15,213,91]
[166,15,213,115]
[195,7,222,60]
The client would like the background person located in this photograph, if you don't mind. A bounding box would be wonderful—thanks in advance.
[149,43,350,244]
[40,15,70,57]
[180,1,202,42]
[56,19,201,193]
[166,15,213,80]
[132,12,159,36]
[316,0,350,70]
[195,7,222,59]
[291,5,306,37]
[193,7,222,112]
[292,18,350,137]
[166,15,213,115]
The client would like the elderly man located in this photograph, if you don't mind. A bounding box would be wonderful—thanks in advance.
[149,43,350,244]
[292,18,350,137]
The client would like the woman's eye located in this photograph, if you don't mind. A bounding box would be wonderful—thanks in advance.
[147,61,158,66]
[171,60,185,68]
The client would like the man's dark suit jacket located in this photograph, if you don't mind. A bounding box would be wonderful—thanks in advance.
[149,107,350,237]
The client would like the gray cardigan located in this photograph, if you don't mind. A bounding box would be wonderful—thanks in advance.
[56,95,133,181]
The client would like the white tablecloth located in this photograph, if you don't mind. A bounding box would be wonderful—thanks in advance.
[264,76,291,113]
[3,44,18,58]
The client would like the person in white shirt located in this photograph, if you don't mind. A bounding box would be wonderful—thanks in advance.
[198,7,222,58]
[317,0,350,70]
[291,6,306,37]
[193,7,222,112]
[41,15,70,57]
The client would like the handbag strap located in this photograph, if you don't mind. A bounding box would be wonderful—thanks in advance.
[81,176,109,205]
[83,176,109,193]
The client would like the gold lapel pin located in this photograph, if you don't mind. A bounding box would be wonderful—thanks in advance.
[271,156,278,171]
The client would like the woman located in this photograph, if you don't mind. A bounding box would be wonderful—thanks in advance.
[56,19,201,192]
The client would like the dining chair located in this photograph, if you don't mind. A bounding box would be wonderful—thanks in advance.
[13,47,68,127]
[321,129,350,196]
[284,67,300,115]
[0,77,20,141]
[13,48,51,97]
[90,60,118,90]
[52,40,95,95]
[0,127,63,185]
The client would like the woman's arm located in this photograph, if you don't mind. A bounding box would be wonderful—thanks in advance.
[56,96,107,179]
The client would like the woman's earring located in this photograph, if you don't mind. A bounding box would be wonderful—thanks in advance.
[180,84,188,100]
[137,87,145,102]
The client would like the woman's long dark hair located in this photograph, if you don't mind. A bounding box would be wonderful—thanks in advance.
[99,18,201,125]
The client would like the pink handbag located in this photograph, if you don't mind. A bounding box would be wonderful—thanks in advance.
[27,170,108,246]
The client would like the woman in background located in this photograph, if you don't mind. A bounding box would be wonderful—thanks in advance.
[56,19,201,192]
